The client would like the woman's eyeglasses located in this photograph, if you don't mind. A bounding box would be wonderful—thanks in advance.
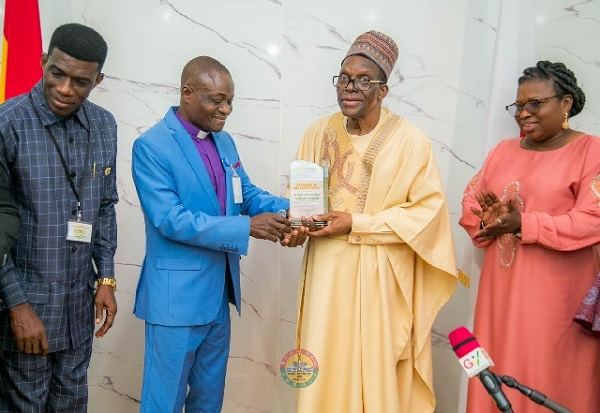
[505,96,557,117]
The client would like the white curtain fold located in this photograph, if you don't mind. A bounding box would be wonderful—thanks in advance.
[457,0,536,411]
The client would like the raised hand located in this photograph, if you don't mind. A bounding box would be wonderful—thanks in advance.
[471,189,507,226]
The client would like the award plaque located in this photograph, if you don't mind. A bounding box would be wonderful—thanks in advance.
[289,160,328,227]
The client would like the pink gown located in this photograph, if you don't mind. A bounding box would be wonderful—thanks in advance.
[460,135,600,413]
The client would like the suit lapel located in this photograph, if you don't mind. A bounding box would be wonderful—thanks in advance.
[166,109,221,214]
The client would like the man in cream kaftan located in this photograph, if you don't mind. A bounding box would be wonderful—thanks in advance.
[294,107,457,412]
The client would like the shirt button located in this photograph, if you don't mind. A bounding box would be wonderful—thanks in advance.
[356,236,361,242]
[68,137,74,144]
[71,209,77,216]
[71,246,77,252]
[70,172,77,179]
[70,282,75,288]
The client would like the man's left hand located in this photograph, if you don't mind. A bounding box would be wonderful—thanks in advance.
[94,285,117,338]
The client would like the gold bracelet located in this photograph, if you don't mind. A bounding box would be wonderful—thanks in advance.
[97,277,117,291]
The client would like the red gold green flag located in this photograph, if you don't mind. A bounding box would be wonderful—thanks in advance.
[0,0,42,103]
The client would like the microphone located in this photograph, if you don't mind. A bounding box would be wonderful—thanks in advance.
[448,326,513,412]
[500,375,572,413]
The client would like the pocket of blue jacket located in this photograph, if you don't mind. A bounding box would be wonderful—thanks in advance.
[156,258,203,271]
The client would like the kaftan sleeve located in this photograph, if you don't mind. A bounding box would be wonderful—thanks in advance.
[348,133,451,250]
[349,143,447,246]
[354,130,457,277]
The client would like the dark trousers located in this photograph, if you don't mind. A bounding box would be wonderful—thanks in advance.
[0,335,92,413]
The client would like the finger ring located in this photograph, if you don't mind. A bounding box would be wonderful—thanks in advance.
[495,218,502,225]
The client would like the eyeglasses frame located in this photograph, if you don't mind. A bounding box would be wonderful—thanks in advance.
[332,75,386,91]
[505,95,558,117]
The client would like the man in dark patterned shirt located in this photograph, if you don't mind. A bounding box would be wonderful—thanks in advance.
[0,23,118,412]
[0,168,19,265]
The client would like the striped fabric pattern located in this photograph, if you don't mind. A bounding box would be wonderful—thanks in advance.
[344,30,399,81]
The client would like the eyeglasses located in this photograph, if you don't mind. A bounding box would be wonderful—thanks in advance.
[332,74,385,91]
[505,96,557,117]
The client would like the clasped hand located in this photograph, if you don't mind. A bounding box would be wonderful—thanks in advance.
[280,211,352,248]
[470,189,521,241]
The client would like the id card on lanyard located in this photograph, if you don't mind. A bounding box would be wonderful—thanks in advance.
[232,168,243,204]
[223,157,243,204]
[66,220,93,243]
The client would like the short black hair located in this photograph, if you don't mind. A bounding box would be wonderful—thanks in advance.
[48,23,108,72]
[181,56,231,86]
[518,61,586,117]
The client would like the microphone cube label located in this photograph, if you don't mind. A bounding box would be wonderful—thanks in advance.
[458,347,494,378]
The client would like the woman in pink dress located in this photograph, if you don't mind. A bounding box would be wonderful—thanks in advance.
[460,61,600,413]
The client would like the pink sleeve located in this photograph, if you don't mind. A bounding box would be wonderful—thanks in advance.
[459,145,500,248]
[520,143,600,250]
[520,176,600,250]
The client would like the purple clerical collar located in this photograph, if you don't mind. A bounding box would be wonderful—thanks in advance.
[175,111,210,139]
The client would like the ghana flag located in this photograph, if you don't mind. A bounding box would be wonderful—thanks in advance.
[0,0,42,103]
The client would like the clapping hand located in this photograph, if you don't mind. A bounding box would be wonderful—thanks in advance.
[471,190,521,241]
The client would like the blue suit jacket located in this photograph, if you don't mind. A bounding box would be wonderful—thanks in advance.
[132,107,288,326]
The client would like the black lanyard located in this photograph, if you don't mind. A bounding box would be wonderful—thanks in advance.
[30,94,92,220]
[46,126,91,220]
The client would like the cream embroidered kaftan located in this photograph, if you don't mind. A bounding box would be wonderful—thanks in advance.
[294,108,457,413]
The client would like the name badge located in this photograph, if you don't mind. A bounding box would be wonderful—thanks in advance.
[232,175,243,204]
[66,220,93,243]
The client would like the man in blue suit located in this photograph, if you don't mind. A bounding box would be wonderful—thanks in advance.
[132,56,292,412]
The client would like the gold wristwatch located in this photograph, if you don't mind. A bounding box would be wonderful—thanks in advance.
[97,277,117,291]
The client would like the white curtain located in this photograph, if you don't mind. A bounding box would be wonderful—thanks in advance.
[457,0,536,411]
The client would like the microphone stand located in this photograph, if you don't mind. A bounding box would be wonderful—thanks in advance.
[478,370,514,412]
[499,375,572,413]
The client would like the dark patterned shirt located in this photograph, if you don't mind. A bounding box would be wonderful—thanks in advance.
[0,81,118,351]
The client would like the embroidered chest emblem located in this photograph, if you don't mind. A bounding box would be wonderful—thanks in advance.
[591,174,600,208]
[322,129,358,197]
[497,181,524,268]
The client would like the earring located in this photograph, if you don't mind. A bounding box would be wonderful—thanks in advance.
[562,113,569,130]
